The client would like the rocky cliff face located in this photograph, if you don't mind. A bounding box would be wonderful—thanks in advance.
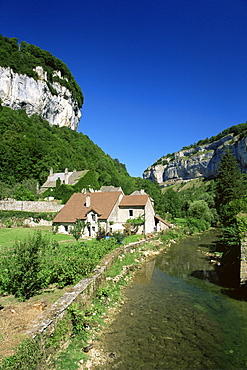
[143,134,247,184]
[0,66,81,130]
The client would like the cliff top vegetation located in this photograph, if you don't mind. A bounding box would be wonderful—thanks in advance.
[0,35,83,108]
[150,121,247,168]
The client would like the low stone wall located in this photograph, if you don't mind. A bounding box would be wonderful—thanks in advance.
[24,239,149,340]
[0,200,63,213]
[240,240,247,285]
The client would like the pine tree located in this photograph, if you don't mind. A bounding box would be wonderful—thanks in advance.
[215,147,245,219]
[215,147,245,286]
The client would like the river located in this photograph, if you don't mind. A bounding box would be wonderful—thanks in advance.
[92,229,247,369]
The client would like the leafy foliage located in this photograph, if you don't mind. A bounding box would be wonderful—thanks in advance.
[124,215,145,234]
[212,148,247,285]
[0,106,134,191]
[0,35,83,107]
[0,232,121,299]
[162,179,217,227]
[0,232,47,300]
[150,120,247,168]
[0,337,42,370]
[69,219,89,241]
[187,200,214,223]
[215,147,246,225]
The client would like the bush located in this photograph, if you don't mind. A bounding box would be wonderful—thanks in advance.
[0,232,47,300]
[0,232,120,299]
[187,200,214,223]
[0,338,42,370]
[186,217,210,234]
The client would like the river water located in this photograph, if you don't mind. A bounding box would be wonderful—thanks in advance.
[94,230,247,369]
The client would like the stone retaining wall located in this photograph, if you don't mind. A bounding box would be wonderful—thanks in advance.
[0,200,63,213]
[240,240,247,285]
[24,239,149,340]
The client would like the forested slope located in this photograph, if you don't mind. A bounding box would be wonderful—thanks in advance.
[0,106,133,190]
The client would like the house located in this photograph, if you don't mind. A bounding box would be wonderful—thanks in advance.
[53,189,123,237]
[154,214,172,232]
[53,187,172,237]
[40,168,88,193]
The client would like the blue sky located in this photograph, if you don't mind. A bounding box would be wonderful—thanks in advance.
[1,0,247,177]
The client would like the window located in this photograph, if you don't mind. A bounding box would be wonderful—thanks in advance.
[129,210,133,217]
[92,214,96,221]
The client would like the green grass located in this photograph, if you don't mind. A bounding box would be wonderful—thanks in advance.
[174,218,188,226]
[0,227,74,250]
[0,226,145,251]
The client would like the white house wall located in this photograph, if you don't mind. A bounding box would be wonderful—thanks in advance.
[118,206,145,225]
[144,198,155,234]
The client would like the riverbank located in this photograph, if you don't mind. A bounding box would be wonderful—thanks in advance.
[79,229,247,370]
[0,228,219,369]
[52,237,168,369]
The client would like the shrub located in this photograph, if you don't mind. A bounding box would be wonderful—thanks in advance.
[187,200,213,223]
[0,338,42,370]
[0,232,48,300]
[186,217,210,233]
[69,219,89,241]
[0,232,120,299]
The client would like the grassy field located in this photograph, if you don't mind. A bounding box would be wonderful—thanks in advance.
[0,226,74,250]
[0,227,143,251]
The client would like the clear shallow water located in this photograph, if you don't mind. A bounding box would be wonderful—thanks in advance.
[96,230,247,369]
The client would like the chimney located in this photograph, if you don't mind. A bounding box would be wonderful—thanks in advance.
[86,194,90,208]
[64,168,69,184]
[49,167,53,180]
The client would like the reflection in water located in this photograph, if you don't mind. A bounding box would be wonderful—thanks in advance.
[133,259,155,285]
[95,230,247,369]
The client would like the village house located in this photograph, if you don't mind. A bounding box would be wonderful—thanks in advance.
[53,187,171,237]
[40,168,88,193]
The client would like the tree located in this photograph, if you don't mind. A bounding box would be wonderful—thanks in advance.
[214,148,246,286]
[188,200,214,223]
[124,215,145,234]
[215,147,245,224]
[163,188,182,218]
[70,219,89,241]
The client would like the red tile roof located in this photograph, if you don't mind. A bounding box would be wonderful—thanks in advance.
[119,194,149,207]
[53,191,123,223]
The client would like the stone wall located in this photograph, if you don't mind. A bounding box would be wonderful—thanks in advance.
[240,240,247,285]
[0,200,63,213]
[24,239,149,340]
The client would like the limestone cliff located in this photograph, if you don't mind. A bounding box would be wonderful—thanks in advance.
[0,66,81,130]
[143,134,247,184]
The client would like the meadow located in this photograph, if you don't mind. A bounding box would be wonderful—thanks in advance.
[0,226,74,250]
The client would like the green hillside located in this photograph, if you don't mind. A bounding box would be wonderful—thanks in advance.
[0,105,134,191]
[0,105,168,211]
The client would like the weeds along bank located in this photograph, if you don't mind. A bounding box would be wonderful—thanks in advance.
[0,226,197,370]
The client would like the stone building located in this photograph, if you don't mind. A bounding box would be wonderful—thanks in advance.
[40,168,87,193]
[53,187,171,237]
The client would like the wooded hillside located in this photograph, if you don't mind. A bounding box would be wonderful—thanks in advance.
[0,106,134,190]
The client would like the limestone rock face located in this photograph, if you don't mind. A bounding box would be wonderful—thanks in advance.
[0,66,81,130]
[143,134,247,184]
